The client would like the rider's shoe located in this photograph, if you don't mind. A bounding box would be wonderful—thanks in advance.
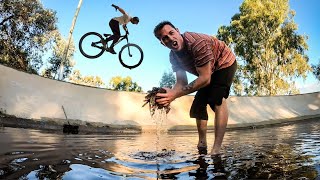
[108,48,116,54]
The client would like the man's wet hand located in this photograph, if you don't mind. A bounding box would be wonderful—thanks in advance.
[156,87,175,107]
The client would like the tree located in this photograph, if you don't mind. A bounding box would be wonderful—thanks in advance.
[0,0,57,73]
[311,60,320,81]
[41,31,75,80]
[69,70,105,88]
[109,76,142,92]
[159,70,176,88]
[217,0,311,96]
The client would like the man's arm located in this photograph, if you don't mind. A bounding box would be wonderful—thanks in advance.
[176,62,212,97]
[155,70,187,107]
[122,24,128,33]
[171,70,188,98]
[111,4,127,15]
[156,62,212,106]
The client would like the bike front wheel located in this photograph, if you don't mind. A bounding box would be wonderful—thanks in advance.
[119,43,144,69]
[79,32,106,59]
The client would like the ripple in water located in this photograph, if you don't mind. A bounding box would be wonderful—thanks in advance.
[0,118,319,179]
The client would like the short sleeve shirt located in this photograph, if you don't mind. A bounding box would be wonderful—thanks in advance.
[169,32,235,76]
[113,13,131,25]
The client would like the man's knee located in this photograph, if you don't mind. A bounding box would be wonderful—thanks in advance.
[213,98,227,112]
[113,34,120,40]
[196,119,208,129]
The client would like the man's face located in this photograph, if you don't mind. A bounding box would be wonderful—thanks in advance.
[156,25,184,51]
[133,20,139,24]
[131,19,138,24]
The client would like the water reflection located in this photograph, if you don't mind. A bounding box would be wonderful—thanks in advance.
[0,119,319,179]
[187,154,227,180]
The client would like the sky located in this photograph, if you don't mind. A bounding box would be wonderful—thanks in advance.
[40,0,320,94]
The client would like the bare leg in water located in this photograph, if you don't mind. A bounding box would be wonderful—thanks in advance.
[211,98,228,155]
[197,119,207,148]
[196,98,229,155]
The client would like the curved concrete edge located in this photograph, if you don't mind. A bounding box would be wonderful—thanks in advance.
[1,64,320,133]
[168,114,320,131]
[1,113,319,134]
[0,114,142,134]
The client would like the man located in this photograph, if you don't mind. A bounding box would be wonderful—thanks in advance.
[154,21,237,155]
[105,4,139,54]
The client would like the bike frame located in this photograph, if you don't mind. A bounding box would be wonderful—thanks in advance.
[104,33,129,48]
[93,32,132,56]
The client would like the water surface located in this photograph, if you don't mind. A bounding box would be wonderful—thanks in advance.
[0,119,319,179]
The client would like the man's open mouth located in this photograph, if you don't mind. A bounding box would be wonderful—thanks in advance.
[172,41,178,47]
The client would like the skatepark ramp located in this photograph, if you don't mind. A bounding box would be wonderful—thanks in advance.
[1,65,319,131]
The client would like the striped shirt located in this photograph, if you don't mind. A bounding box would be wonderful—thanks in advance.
[169,32,236,76]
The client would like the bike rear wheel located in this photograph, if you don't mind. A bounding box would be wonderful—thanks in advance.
[119,43,144,69]
[79,32,106,59]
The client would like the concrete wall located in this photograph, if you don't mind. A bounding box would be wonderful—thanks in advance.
[1,65,319,131]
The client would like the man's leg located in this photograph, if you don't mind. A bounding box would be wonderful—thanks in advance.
[109,35,120,49]
[107,19,120,54]
[190,87,209,154]
[196,119,207,148]
[210,98,228,155]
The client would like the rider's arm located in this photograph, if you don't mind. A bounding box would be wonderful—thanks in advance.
[112,4,127,15]
[122,24,128,31]
[122,25,129,34]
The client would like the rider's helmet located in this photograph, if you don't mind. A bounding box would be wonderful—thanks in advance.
[132,17,139,24]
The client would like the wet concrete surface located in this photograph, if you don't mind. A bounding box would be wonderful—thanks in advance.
[0,118,319,179]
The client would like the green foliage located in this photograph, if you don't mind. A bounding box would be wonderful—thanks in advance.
[41,31,75,80]
[159,70,176,88]
[217,0,311,96]
[311,60,320,81]
[109,76,142,92]
[0,0,57,73]
[69,70,105,88]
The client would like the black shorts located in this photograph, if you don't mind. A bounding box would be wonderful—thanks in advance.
[190,60,237,120]
[109,19,120,35]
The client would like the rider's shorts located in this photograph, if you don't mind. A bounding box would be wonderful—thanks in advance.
[109,19,120,35]
[189,60,237,120]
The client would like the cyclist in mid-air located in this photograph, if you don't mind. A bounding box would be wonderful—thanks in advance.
[105,4,139,54]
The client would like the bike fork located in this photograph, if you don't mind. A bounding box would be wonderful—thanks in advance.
[125,38,132,57]
[127,45,132,57]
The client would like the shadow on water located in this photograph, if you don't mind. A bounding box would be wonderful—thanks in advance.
[0,118,319,179]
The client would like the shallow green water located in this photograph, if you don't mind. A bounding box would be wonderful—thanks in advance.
[0,119,319,179]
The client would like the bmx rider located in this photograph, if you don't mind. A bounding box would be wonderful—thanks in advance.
[105,4,139,54]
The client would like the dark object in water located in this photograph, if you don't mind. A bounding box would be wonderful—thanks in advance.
[142,87,171,116]
[63,122,79,134]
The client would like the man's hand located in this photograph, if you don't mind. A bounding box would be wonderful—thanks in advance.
[111,4,126,15]
[156,87,177,107]
[123,25,129,34]
[111,4,118,11]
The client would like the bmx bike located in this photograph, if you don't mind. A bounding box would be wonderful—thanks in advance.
[79,30,144,69]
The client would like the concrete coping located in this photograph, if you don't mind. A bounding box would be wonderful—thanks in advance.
[1,113,319,134]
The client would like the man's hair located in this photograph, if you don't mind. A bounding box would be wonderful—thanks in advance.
[153,21,176,39]
[132,17,139,23]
